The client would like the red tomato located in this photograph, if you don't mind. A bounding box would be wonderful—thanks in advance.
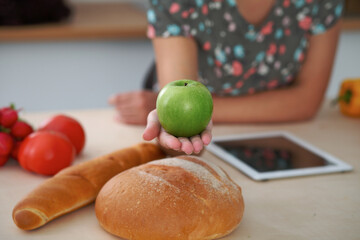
[38,114,86,155]
[11,140,22,160]
[0,155,9,167]
[18,131,75,175]
[0,132,13,156]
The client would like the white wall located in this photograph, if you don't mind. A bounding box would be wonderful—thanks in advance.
[1,31,359,112]
[0,40,154,111]
[328,31,360,97]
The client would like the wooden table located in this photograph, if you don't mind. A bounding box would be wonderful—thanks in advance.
[0,101,359,239]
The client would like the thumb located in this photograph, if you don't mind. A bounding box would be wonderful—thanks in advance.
[142,109,161,141]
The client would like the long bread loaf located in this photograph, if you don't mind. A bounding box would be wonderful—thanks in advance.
[12,142,166,230]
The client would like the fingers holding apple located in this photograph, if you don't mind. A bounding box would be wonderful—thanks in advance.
[143,110,182,152]
[143,79,214,155]
[142,109,161,142]
[189,135,204,154]
[156,123,212,155]
[200,120,213,146]
[179,137,195,155]
[156,79,213,138]
[158,128,182,151]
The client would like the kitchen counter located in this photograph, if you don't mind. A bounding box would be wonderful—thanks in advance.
[0,2,359,42]
[0,2,147,41]
[0,100,359,239]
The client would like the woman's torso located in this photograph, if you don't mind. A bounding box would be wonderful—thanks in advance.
[148,0,343,96]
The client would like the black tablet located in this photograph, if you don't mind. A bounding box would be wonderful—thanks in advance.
[206,131,353,181]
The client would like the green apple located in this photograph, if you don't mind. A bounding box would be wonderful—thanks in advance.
[156,79,213,137]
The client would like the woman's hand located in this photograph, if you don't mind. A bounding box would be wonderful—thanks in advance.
[143,109,213,155]
[108,90,158,125]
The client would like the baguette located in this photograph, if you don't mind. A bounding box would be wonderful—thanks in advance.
[12,142,166,230]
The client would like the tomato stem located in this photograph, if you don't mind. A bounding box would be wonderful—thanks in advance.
[10,103,16,110]
[0,126,10,133]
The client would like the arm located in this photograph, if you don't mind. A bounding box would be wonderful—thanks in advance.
[213,21,342,123]
[153,22,341,123]
[153,36,199,87]
[107,36,199,126]
[144,21,341,153]
[144,36,211,154]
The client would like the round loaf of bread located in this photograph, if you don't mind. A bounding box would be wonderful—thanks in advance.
[95,156,244,240]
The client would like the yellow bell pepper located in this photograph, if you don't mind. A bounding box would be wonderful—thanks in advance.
[336,78,360,118]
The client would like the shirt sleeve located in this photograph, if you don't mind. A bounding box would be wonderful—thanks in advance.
[147,0,192,39]
[309,0,344,35]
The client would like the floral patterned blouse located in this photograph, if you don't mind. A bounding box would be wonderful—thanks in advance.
[147,0,343,96]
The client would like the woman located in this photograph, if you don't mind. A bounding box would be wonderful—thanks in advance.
[109,0,343,154]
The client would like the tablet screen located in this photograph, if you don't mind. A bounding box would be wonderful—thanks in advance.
[213,136,334,173]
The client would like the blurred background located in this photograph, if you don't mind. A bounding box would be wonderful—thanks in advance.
[0,0,359,112]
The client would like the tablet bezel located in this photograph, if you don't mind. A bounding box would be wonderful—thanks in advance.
[206,131,353,181]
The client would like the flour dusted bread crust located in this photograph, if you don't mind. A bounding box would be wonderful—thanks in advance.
[95,156,244,240]
[12,142,166,230]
